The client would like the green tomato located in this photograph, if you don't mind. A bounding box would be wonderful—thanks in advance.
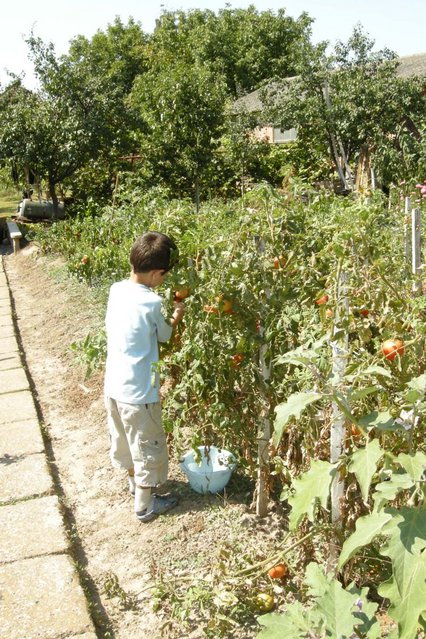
[255,592,275,613]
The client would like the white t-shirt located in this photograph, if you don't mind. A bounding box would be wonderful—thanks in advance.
[104,279,173,404]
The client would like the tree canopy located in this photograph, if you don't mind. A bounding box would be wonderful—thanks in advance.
[0,12,425,207]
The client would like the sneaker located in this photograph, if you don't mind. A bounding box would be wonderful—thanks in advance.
[136,493,178,522]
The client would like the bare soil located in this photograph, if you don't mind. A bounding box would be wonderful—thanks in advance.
[3,244,284,639]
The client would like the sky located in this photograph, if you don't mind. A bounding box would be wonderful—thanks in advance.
[1,0,425,89]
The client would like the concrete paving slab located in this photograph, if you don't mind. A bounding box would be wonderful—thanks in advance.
[0,287,9,300]
[0,320,14,335]
[0,452,52,504]
[0,389,38,424]
[0,324,13,337]
[0,335,18,354]
[0,306,12,317]
[0,554,96,638]
[0,295,11,308]
[0,495,69,563]
[0,418,45,456]
[0,367,29,393]
[0,353,21,370]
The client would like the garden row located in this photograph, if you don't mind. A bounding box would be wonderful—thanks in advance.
[31,179,426,637]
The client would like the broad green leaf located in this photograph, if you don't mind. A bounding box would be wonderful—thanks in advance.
[257,602,325,638]
[382,507,426,555]
[379,508,426,639]
[397,451,426,482]
[358,410,396,431]
[373,473,415,511]
[275,335,330,366]
[338,511,393,568]
[288,460,337,530]
[332,390,358,424]
[347,584,380,639]
[406,372,426,392]
[273,392,323,447]
[348,386,379,402]
[316,579,358,638]
[404,389,423,404]
[348,439,384,503]
[379,552,426,639]
[305,561,332,598]
[344,364,392,382]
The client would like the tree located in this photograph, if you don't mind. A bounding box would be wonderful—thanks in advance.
[265,27,426,190]
[130,61,227,209]
[149,6,314,98]
[0,33,137,214]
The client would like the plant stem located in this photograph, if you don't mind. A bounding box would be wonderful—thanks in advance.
[234,528,319,577]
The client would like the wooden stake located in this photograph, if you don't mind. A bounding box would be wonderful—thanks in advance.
[330,269,349,524]
[255,236,272,517]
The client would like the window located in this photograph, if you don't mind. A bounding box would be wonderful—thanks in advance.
[272,127,298,143]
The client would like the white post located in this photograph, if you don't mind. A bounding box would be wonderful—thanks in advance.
[404,197,411,265]
[412,207,421,295]
[330,270,349,523]
[255,237,272,517]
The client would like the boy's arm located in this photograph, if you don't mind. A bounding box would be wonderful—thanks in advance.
[154,299,185,342]
[170,301,185,328]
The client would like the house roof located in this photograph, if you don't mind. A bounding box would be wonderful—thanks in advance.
[233,52,426,114]
[396,52,426,77]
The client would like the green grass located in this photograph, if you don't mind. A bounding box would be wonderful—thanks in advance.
[0,190,20,218]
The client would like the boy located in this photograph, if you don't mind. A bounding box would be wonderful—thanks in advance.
[104,231,185,522]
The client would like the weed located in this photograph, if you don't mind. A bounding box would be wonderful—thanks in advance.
[102,571,138,610]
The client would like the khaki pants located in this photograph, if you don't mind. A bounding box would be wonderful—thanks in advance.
[105,397,168,488]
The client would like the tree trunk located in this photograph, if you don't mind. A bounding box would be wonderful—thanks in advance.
[355,145,371,192]
[48,179,59,221]
[322,82,352,192]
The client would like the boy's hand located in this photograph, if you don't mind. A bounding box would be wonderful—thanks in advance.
[171,301,185,327]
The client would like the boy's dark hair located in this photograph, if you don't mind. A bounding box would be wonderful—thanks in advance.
[130,231,179,273]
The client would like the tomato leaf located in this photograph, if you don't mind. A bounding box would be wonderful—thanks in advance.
[273,392,323,447]
[358,410,397,431]
[338,511,393,568]
[373,473,415,511]
[379,508,426,639]
[344,364,392,382]
[348,439,384,504]
[396,451,426,481]
[257,603,324,638]
[287,460,337,529]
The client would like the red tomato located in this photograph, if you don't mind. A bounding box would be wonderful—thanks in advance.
[316,294,329,306]
[273,255,285,269]
[381,338,405,361]
[230,354,244,368]
[174,288,190,301]
[203,305,219,314]
[267,563,288,579]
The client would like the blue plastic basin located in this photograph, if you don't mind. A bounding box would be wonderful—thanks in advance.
[180,446,237,494]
